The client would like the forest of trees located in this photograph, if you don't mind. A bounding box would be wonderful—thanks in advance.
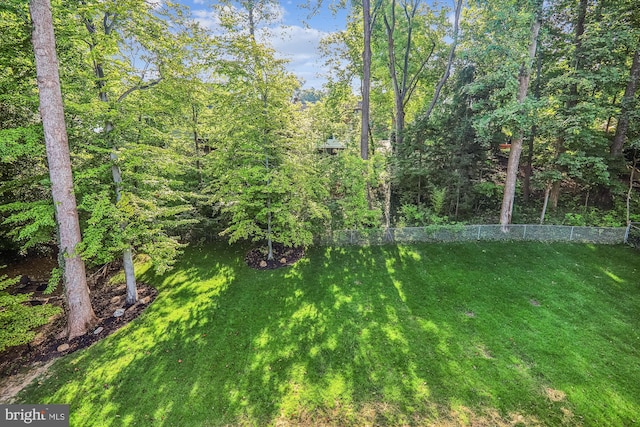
[1,1,639,335]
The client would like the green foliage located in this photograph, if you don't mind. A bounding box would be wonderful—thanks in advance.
[564,208,625,227]
[430,187,447,215]
[78,189,187,274]
[0,126,44,161]
[0,272,61,352]
[397,203,449,227]
[323,150,383,230]
[0,200,56,253]
[396,183,454,227]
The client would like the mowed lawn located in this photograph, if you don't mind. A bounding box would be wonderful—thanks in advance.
[17,242,640,426]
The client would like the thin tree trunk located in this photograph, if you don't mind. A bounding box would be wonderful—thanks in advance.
[523,129,535,203]
[83,14,139,305]
[422,0,463,122]
[108,144,138,305]
[605,93,617,133]
[584,189,589,209]
[30,0,96,339]
[550,0,588,208]
[611,46,640,158]
[549,180,561,210]
[384,1,402,148]
[266,154,274,261]
[361,0,371,160]
[500,7,542,232]
[524,51,542,204]
[627,154,637,224]
[192,105,202,185]
[540,182,550,224]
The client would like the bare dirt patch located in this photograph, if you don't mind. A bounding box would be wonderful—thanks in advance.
[245,243,304,270]
[0,360,54,404]
[0,260,157,403]
[545,387,567,402]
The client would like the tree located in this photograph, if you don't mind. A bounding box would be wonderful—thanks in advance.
[547,0,589,210]
[382,0,429,148]
[611,46,640,159]
[71,0,203,304]
[206,27,328,257]
[499,1,542,230]
[29,0,96,338]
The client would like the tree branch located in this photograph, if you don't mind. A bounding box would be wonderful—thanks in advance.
[404,42,435,108]
[116,77,163,103]
[422,0,463,121]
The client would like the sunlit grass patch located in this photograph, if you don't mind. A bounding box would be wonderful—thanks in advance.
[17,242,640,426]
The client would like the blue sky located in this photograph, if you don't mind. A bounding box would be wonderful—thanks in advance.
[178,1,348,89]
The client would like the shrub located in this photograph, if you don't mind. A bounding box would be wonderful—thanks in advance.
[0,271,61,352]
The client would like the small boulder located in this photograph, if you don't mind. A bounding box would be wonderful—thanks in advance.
[57,343,70,352]
[113,308,126,318]
[259,260,267,267]
[140,296,151,305]
[280,257,287,264]
[93,326,104,335]
[18,276,31,288]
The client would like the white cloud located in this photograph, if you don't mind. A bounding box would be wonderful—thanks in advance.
[192,9,221,31]
[262,25,330,88]
[191,7,332,89]
[193,0,205,4]
[147,0,163,9]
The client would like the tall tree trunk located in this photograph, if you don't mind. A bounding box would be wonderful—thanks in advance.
[500,6,542,231]
[265,153,274,261]
[247,0,255,39]
[30,0,96,339]
[422,0,463,122]
[83,14,139,305]
[627,152,637,224]
[523,50,542,204]
[192,104,203,185]
[108,138,137,305]
[361,0,371,160]
[548,180,561,210]
[540,182,551,224]
[611,46,640,158]
[384,1,402,148]
[523,129,535,203]
[549,0,588,209]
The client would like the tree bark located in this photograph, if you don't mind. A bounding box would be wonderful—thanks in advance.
[361,0,371,160]
[30,0,96,339]
[627,153,637,224]
[549,0,588,208]
[611,46,640,158]
[500,7,542,232]
[383,0,429,149]
[523,50,542,204]
[83,14,139,305]
[422,0,463,122]
[108,143,138,305]
[540,182,551,224]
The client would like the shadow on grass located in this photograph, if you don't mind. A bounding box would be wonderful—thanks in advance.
[17,242,640,426]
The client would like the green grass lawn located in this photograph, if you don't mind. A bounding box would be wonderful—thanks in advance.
[17,242,640,426]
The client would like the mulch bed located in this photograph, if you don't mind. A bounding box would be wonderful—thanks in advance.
[245,243,305,270]
[0,279,157,377]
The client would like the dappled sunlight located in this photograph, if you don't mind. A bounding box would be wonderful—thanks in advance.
[602,268,625,284]
[392,278,407,303]
[17,243,640,425]
[397,245,423,262]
